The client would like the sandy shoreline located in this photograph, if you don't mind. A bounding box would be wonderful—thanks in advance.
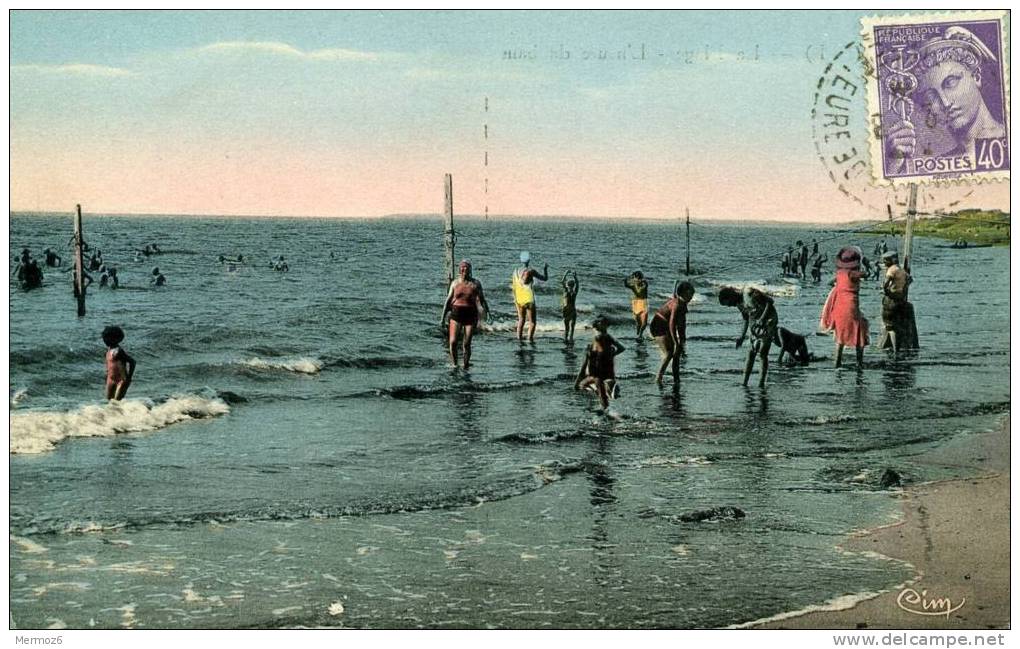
[754,416,1010,630]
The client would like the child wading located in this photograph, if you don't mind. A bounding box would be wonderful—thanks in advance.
[649,281,695,386]
[719,286,778,387]
[102,326,137,400]
[561,270,579,342]
[574,315,625,410]
[624,270,650,338]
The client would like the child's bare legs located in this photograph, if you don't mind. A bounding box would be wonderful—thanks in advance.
[568,317,576,342]
[758,342,771,387]
[637,311,648,338]
[654,336,675,385]
[515,304,526,341]
[742,347,755,386]
[577,376,608,409]
[834,343,844,368]
[564,316,575,342]
[526,305,537,342]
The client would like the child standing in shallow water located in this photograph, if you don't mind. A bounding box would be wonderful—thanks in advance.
[561,270,579,342]
[574,316,625,409]
[102,326,136,400]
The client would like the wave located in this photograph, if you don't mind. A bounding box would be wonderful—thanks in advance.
[240,357,323,374]
[365,375,570,400]
[10,394,230,455]
[322,355,437,370]
[10,345,96,367]
[704,279,801,298]
[14,464,586,536]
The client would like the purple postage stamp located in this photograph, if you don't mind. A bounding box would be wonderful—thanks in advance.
[862,11,1010,185]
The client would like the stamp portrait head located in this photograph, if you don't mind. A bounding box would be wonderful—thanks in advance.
[913,26,1005,144]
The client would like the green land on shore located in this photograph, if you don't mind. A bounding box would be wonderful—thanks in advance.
[870,209,1010,246]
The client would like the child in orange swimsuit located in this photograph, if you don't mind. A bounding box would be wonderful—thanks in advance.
[103,325,136,400]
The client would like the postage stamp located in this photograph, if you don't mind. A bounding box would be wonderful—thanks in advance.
[861,11,1010,185]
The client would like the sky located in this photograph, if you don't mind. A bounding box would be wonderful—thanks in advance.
[8,9,1010,221]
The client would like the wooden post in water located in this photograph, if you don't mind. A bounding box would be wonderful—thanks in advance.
[443,174,455,284]
[73,204,86,317]
[903,183,918,273]
[685,207,691,275]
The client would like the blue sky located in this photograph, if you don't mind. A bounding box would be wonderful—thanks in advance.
[9,10,1009,219]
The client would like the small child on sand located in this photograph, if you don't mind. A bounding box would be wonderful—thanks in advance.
[102,325,136,401]
[574,315,625,409]
[561,270,579,342]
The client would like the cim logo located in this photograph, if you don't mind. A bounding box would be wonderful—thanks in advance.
[896,588,966,618]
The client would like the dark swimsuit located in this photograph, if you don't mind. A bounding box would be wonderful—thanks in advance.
[451,304,478,327]
[649,298,677,337]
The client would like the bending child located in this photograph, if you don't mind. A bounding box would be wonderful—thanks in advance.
[719,286,778,387]
[574,315,625,409]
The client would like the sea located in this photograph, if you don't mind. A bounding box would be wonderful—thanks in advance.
[8,213,1010,629]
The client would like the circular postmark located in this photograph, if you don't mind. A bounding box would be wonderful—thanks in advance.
[811,41,976,216]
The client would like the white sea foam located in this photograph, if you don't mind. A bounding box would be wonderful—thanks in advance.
[10,536,48,554]
[242,356,323,374]
[10,388,28,408]
[706,279,801,298]
[10,395,230,455]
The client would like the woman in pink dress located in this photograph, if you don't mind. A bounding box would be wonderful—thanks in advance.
[820,246,869,368]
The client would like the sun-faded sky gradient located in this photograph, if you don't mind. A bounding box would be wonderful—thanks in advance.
[9,10,1009,221]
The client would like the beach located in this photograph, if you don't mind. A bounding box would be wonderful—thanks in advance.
[756,417,1010,629]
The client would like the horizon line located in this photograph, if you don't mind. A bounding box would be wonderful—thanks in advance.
[10,208,1003,225]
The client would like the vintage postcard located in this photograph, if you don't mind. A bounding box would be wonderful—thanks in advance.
[7,9,1010,642]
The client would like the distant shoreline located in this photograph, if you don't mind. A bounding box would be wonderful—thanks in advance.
[8,210,892,228]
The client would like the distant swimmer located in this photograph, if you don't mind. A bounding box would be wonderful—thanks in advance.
[43,248,62,267]
[20,260,44,290]
[218,254,244,264]
[624,270,650,338]
[650,280,695,386]
[151,267,167,286]
[441,259,489,369]
[100,267,119,289]
[810,253,828,282]
[560,270,579,343]
[797,240,809,278]
[811,238,819,257]
[89,249,104,272]
[511,251,548,342]
[102,325,136,401]
[12,248,32,282]
[271,256,289,272]
[781,247,794,277]
[574,315,625,410]
[719,286,778,387]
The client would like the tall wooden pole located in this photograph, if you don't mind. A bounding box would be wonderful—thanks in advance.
[685,207,691,275]
[73,204,86,317]
[443,174,455,284]
[903,183,917,273]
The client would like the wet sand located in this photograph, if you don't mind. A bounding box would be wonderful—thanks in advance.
[756,417,1010,630]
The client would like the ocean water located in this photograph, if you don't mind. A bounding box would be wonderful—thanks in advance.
[8,214,1009,629]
